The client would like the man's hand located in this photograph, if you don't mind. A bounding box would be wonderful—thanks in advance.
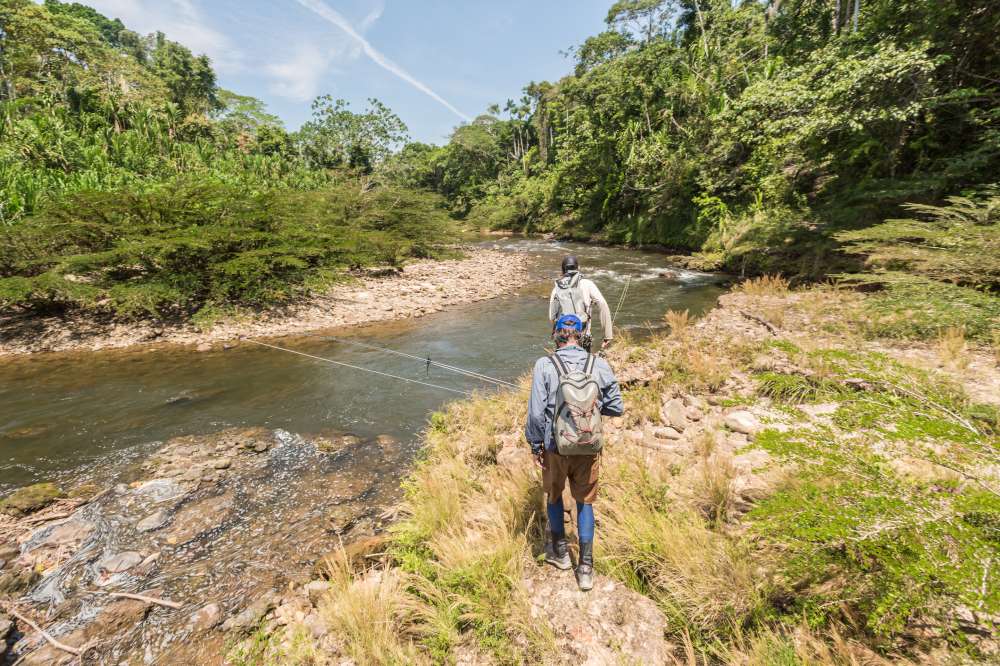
[602,338,613,350]
[533,450,545,469]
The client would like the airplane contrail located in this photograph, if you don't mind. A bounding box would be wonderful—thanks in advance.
[293,0,471,122]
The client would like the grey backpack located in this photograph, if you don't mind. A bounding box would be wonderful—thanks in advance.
[553,273,590,325]
[550,353,603,456]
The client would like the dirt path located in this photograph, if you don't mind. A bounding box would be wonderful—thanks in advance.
[0,249,530,356]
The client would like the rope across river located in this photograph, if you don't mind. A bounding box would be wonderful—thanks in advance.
[242,272,634,396]
[242,338,520,396]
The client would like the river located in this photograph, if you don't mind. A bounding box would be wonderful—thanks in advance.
[0,239,727,663]
[1,239,726,493]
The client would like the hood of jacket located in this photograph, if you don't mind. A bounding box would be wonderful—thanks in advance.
[555,271,582,289]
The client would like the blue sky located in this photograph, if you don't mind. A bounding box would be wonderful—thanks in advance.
[78,1,612,144]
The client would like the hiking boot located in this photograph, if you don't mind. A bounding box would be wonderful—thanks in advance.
[576,541,594,591]
[544,532,571,570]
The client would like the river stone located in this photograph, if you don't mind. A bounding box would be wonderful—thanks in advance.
[97,551,143,574]
[189,602,223,631]
[136,509,169,532]
[222,594,277,633]
[0,613,12,640]
[374,434,398,446]
[725,411,761,435]
[164,492,234,544]
[304,579,331,604]
[132,478,186,502]
[662,398,688,431]
[211,457,232,470]
[0,482,64,517]
[652,426,682,441]
[196,343,213,352]
[29,519,95,552]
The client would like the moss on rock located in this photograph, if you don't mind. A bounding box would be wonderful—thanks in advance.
[0,482,64,517]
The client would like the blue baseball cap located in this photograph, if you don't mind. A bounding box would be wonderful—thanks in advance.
[555,314,584,331]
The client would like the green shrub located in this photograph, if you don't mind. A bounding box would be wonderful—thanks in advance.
[0,178,455,320]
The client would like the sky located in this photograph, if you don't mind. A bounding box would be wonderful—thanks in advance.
[76,0,613,144]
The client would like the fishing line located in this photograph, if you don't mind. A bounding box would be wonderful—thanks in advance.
[322,336,520,389]
[243,339,474,397]
[612,275,632,325]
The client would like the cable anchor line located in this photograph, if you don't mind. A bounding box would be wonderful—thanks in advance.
[321,335,520,389]
[242,339,474,397]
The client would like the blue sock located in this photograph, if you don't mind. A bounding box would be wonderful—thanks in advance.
[577,502,594,543]
[547,499,565,537]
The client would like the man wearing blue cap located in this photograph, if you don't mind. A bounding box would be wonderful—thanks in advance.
[526,313,624,591]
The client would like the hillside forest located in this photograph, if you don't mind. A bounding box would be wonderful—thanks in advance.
[1,0,998,341]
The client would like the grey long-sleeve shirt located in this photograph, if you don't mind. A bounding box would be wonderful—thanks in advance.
[525,345,624,453]
[548,274,614,340]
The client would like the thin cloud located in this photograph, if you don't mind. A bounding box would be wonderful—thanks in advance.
[84,0,244,73]
[292,0,471,122]
[265,43,336,102]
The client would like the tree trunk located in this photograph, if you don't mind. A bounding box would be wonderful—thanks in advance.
[852,0,860,32]
[833,0,841,34]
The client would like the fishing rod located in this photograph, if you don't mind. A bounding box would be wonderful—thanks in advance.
[322,336,519,389]
[242,339,474,397]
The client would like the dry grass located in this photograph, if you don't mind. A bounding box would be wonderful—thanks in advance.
[597,448,763,637]
[693,432,738,526]
[317,553,426,666]
[665,309,691,339]
[937,325,970,370]
[735,275,790,296]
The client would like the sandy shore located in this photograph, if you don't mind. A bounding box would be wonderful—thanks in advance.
[0,248,530,356]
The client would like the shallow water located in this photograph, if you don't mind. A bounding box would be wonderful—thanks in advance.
[0,239,726,493]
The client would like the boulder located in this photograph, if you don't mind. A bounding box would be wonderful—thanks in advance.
[724,411,761,435]
[0,613,12,640]
[196,343,213,352]
[189,602,222,632]
[0,482,64,517]
[662,398,688,432]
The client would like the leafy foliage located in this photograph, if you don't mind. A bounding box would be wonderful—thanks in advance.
[0,179,454,319]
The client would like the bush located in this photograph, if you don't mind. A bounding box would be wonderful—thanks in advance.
[0,178,455,320]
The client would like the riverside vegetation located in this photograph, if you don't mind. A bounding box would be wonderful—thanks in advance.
[3,0,999,663]
[0,0,456,331]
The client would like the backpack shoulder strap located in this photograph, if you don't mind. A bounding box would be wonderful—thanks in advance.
[583,354,597,377]
[549,353,569,378]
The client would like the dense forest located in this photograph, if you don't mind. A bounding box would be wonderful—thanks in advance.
[0,0,451,324]
[388,0,999,342]
[1,0,997,338]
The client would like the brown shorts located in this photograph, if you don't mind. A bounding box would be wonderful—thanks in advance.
[543,449,600,504]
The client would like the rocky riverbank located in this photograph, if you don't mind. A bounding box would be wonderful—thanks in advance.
[0,248,530,356]
[226,282,999,664]
[0,427,405,664]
